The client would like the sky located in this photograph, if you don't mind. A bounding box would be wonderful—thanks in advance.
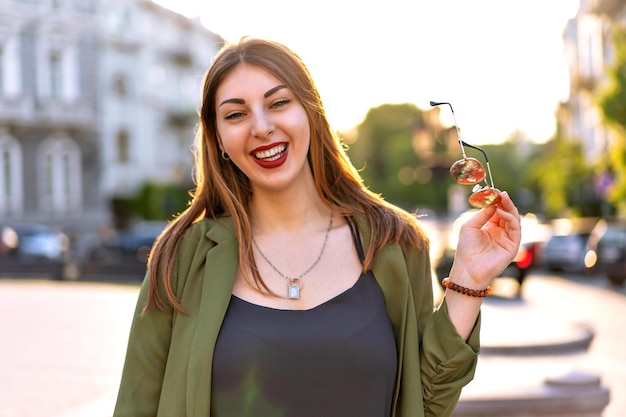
[152,0,580,144]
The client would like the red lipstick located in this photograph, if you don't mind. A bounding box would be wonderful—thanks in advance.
[251,142,288,169]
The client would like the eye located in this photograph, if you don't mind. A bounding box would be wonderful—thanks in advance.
[224,110,246,120]
[270,98,291,109]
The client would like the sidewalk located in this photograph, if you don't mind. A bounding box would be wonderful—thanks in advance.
[468,292,600,399]
[0,275,620,417]
[463,275,619,417]
[0,279,139,417]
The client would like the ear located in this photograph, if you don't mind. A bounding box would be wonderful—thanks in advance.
[215,133,225,152]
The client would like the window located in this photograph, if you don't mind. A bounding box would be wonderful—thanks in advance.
[0,36,21,97]
[38,136,82,213]
[0,134,23,215]
[0,47,4,97]
[49,51,62,100]
[116,129,129,163]
[113,74,128,98]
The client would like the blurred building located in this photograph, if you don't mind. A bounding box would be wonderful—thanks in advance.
[0,0,223,234]
[561,0,626,162]
[100,1,223,229]
[0,0,100,229]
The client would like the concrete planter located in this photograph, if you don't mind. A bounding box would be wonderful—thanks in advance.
[454,372,610,417]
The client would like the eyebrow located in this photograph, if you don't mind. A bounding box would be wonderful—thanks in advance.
[264,85,287,98]
[218,84,288,108]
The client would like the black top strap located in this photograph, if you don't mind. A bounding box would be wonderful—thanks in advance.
[346,217,366,265]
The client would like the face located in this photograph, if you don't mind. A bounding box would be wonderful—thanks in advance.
[215,64,312,194]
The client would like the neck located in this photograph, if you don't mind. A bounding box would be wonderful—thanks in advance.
[249,175,329,233]
[250,195,329,234]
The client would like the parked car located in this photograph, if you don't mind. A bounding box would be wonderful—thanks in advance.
[79,221,168,281]
[540,218,599,273]
[541,233,591,272]
[586,219,626,286]
[0,223,74,280]
[433,211,547,295]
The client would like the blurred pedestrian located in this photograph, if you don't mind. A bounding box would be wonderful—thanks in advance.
[113,36,521,417]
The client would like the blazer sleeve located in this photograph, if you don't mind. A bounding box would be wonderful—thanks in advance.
[112,227,197,417]
[112,275,174,417]
[404,243,480,417]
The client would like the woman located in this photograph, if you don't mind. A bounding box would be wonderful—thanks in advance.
[113,37,521,417]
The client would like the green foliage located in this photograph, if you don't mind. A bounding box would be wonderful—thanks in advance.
[526,138,600,218]
[597,24,626,217]
[607,147,626,212]
[599,26,626,126]
[346,97,616,218]
[347,103,427,210]
[131,181,192,221]
[481,140,532,208]
[349,104,419,173]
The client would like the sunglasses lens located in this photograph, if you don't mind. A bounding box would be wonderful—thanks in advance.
[450,158,486,184]
[468,187,502,208]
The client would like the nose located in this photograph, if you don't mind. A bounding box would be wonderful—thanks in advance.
[251,110,274,138]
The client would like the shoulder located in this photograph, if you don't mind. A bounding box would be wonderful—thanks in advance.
[173,217,237,266]
[169,217,238,294]
[181,216,236,244]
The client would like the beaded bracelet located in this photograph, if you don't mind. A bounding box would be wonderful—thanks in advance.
[442,278,493,298]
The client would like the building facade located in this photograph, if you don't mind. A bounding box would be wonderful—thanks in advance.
[0,0,223,235]
[561,0,626,162]
[0,0,101,230]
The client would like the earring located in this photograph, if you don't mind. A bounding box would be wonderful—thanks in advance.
[221,150,230,161]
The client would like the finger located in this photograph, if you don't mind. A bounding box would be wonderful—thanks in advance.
[465,205,498,229]
[498,191,520,219]
[492,206,519,226]
[487,193,519,224]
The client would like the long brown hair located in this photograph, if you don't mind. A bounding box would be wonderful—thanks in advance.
[143,37,427,314]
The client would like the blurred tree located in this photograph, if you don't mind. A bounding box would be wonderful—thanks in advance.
[347,104,421,206]
[597,24,626,217]
[345,103,430,211]
[131,181,191,221]
[482,134,535,213]
[525,137,598,218]
[345,104,540,214]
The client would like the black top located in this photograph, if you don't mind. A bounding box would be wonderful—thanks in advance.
[211,219,397,417]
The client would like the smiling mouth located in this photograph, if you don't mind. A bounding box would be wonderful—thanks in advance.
[254,143,287,161]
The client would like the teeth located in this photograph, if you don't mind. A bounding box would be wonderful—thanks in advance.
[255,144,286,161]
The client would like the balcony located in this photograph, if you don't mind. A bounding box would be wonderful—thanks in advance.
[570,72,598,92]
[0,96,35,122]
[0,96,98,129]
[593,0,626,16]
[35,99,97,127]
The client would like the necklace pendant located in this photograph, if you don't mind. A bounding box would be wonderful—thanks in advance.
[288,283,300,300]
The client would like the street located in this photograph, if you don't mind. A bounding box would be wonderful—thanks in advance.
[469,271,626,417]
[0,280,138,417]
[0,271,625,417]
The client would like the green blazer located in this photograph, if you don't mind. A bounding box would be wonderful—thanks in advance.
[113,216,480,417]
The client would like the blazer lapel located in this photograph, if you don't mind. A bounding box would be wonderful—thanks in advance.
[187,217,239,416]
[354,215,410,333]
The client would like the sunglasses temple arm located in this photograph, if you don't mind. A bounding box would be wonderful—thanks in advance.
[448,108,467,159]
[430,101,467,158]
[461,141,496,188]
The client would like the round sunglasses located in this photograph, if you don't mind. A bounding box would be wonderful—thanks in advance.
[430,101,502,208]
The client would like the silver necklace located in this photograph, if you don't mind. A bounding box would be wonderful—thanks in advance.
[252,212,334,300]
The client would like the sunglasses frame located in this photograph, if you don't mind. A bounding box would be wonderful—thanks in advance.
[430,101,500,207]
